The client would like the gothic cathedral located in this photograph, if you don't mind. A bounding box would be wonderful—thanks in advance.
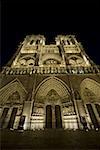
[0,35,100,131]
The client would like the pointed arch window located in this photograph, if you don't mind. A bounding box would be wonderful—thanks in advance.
[30,40,34,45]
[67,40,70,45]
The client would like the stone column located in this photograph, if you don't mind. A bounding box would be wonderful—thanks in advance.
[77,100,86,116]
[52,105,56,128]
[38,45,43,67]
[61,53,66,66]
[13,116,20,129]
[13,107,22,129]
[22,101,33,130]
[73,99,83,129]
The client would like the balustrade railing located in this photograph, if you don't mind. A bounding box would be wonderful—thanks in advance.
[1,65,100,75]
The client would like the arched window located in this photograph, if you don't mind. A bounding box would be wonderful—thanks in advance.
[62,40,65,45]
[30,40,34,45]
[36,40,40,45]
[67,40,70,45]
[70,38,75,44]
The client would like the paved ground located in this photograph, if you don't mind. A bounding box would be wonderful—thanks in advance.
[1,129,100,150]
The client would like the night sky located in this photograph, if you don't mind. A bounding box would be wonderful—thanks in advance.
[1,1,100,66]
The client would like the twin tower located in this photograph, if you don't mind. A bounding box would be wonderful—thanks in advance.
[0,35,100,130]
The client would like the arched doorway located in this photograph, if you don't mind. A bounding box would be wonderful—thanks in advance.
[0,79,27,129]
[80,78,100,129]
[45,104,62,129]
[32,77,77,130]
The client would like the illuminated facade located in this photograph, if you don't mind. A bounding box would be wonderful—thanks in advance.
[0,35,100,130]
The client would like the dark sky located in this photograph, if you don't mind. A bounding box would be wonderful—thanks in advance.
[1,1,100,66]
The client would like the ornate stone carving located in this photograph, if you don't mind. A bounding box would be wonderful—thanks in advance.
[68,55,84,65]
[63,105,75,115]
[6,91,20,105]
[83,88,97,103]
[46,89,60,102]
[45,59,58,65]
[33,107,44,115]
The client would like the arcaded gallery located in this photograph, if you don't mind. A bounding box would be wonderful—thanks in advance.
[0,35,100,131]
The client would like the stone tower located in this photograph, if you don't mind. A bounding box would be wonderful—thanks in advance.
[0,35,100,130]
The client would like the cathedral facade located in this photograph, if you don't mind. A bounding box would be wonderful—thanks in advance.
[0,35,100,131]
